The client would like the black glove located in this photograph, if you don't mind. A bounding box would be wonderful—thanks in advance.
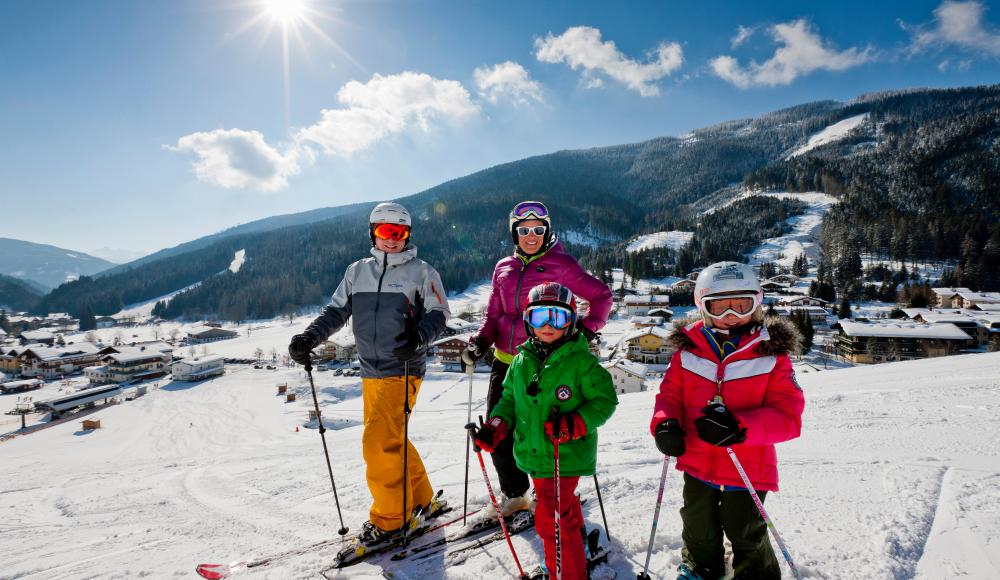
[288,332,320,366]
[461,336,489,368]
[393,327,425,359]
[654,419,686,456]
[576,320,598,343]
[694,402,747,447]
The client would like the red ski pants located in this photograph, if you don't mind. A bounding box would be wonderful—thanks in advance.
[533,476,586,580]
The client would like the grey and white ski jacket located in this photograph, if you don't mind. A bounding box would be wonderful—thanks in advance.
[305,245,450,378]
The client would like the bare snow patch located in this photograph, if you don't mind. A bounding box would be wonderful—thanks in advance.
[746,192,839,268]
[626,231,694,253]
[787,113,869,159]
[229,249,247,274]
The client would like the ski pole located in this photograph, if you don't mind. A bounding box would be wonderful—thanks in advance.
[467,417,528,579]
[592,472,612,542]
[638,456,670,580]
[726,447,801,580]
[402,360,412,546]
[463,363,475,526]
[304,360,348,536]
[553,437,563,580]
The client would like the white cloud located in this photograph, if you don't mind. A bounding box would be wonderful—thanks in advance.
[710,19,873,88]
[474,61,544,105]
[731,25,755,49]
[907,1,1000,58]
[170,72,477,191]
[165,129,300,192]
[534,26,683,97]
[296,71,478,157]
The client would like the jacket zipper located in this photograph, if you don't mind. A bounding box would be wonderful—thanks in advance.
[373,253,388,370]
[508,260,528,354]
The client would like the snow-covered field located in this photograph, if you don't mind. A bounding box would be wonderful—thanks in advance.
[3,311,999,579]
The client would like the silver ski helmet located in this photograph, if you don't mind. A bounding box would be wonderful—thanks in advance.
[369,202,411,246]
[694,262,763,320]
[509,200,552,246]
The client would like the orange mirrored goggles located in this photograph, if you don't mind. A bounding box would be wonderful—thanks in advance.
[372,223,411,241]
[702,294,758,318]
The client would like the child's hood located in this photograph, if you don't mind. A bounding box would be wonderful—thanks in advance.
[668,316,802,356]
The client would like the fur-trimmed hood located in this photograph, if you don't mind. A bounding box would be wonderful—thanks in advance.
[668,316,802,356]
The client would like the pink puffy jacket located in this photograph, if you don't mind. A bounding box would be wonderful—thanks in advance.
[650,318,804,491]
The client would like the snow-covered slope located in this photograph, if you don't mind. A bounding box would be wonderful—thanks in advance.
[625,231,694,254]
[746,192,839,269]
[787,113,869,159]
[3,318,999,580]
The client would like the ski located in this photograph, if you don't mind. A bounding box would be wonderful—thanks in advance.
[195,537,344,579]
[319,504,462,573]
[390,509,534,562]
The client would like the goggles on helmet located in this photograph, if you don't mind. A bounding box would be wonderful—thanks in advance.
[372,223,411,241]
[511,201,549,221]
[701,293,759,319]
[516,225,547,237]
[524,305,574,329]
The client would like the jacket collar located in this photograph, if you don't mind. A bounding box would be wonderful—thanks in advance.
[514,237,561,266]
[518,332,587,364]
[370,244,418,268]
[668,316,801,358]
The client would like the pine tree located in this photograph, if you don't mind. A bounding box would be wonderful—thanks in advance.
[790,310,814,351]
[79,305,97,331]
[838,297,852,320]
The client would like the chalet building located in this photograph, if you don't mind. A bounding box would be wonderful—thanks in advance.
[835,320,970,364]
[777,295,830,308]
[630,316,666,328]
[771,305,831,325]
[431,335,470,366]
[18,329,56,345]
[621,326,672,365]
[171,355,226,381]
[647,307,673,321]
[185,325,239,344]
[602,359,647,395]
[904,309,1000,347]
[443,318,478,337]
[85,364,113,385]
[760,280,792,294]
[0,345,35,374]
[931,287,971,309]
[956,291,1000,310]
[17,343,102,379]
[96,316,117,329]
[319,335,357,363]
[623,295,670,316]
[101,348,171,383]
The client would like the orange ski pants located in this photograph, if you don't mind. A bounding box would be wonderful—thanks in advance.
[362,375,434,531]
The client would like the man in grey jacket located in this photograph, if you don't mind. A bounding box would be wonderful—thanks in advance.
[288,202,450,547]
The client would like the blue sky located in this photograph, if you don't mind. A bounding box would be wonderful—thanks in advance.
[2,0,999,259]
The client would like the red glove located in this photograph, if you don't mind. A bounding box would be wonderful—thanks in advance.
[545,412,588,443]
[473,417,509,453]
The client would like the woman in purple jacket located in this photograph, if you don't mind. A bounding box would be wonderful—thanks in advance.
[461,200,613,517]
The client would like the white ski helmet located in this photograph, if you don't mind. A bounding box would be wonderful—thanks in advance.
[369,202,411,227]
[693,261,763,311]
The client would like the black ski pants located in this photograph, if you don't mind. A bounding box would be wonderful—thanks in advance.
[680,473,781,580]
[486,359,530,498]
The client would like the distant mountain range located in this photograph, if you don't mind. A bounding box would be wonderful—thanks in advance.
[24,83,1000,320]
[0,238,115,292]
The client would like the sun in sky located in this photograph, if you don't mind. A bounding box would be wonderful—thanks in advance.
[231,0,364,124]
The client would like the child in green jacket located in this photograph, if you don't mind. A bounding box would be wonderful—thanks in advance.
[474,282,618,579]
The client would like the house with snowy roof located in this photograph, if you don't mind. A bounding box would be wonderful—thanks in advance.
[777,295,830,308]
[171,355,225,381]
[931,287,971,309]
[835,320,970,364]
[185,325,239,344]
[955,291,1000,310]
[623,294,670,316]
[18,329,57,345]
[17,343,102,379]
[602,359,648,395]
[620,326,672,365]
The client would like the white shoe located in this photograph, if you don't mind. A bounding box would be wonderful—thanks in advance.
[484,493,535,519]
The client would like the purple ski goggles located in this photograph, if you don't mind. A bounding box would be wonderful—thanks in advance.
[511,201,549,221]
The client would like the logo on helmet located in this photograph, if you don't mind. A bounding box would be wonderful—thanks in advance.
[715,264,745,281]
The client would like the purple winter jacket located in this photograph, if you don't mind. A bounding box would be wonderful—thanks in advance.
[474,241,613,359]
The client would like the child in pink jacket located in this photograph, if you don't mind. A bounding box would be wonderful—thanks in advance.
[650,262,804,580]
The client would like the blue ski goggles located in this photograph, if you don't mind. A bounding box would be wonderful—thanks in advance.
[524,306,574,329]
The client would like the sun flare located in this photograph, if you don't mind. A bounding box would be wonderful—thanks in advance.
[261,0,308,24]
